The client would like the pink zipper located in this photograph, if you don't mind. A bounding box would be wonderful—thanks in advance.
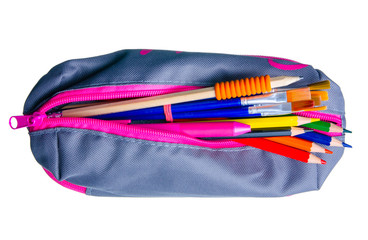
[10,84,344,144]
[10,85,244,148]
[11,85,199,130]
[37,85,200,114]
[293,111,343,136]
[294,111,342,126]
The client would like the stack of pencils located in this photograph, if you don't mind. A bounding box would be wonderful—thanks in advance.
[60,75,351,165]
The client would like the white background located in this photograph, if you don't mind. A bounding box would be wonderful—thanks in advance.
[1,1,367,239]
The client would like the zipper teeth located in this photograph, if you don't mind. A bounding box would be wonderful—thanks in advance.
[38,88,196,114]
[40,117,243,148]
[294,111,342,125]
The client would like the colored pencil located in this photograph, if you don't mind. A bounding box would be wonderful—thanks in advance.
[61,75,302,117]
[301,121,344,133]
[204,116,320,129]
[133,121,251,138]
[296,132,352,147]
[265,136,333,154]
[200,127,313,139]
[232,138,326,164]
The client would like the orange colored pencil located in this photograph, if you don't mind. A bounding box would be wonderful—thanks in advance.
[265,136,333,154]
[233,138,326,164]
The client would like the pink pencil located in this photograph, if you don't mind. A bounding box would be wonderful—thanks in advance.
[133,121,251,138]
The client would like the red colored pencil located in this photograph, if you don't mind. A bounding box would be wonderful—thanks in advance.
[232,138,326,164]
[264,136,333,154]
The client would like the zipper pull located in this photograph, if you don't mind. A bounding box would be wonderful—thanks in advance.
[9,112,47,130]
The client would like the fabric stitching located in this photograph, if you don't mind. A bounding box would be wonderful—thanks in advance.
[55,128,61,180]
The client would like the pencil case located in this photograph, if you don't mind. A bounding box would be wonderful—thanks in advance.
[10,49,346,197]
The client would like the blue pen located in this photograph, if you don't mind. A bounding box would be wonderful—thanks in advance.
[94,98,242,119]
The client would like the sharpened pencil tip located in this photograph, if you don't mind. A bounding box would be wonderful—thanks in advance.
[343,129,352,133]
[342,142,352,148]
[321,159,326,164]
[325,149,333,154]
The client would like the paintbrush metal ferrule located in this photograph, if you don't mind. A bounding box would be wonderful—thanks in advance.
[248,103,292,116]
[240,92,287,105]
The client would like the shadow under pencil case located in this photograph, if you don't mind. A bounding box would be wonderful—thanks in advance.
[10,49,346,197]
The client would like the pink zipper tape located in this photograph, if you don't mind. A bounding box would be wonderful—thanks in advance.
[38,85,201,114]
[294,111,343,136]
[294,111,342,126]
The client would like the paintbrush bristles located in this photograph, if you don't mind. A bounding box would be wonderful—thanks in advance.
[291,100,315,111]
[302,106,327,111]
[312,95,322,106]
[286,88,311,102]
[308,80,330,90]
[311,91,329,101]
[313,106,327,111]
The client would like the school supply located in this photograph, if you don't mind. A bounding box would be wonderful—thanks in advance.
[121,100,314,120]
[265,136,333,153]
[301,121,345,133]
[296,132,352,147]
[204,115,320,129]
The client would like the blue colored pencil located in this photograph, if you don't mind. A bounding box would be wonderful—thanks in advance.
[296,132,351,147]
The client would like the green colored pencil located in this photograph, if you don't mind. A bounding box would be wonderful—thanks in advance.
[301,121,347,133]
